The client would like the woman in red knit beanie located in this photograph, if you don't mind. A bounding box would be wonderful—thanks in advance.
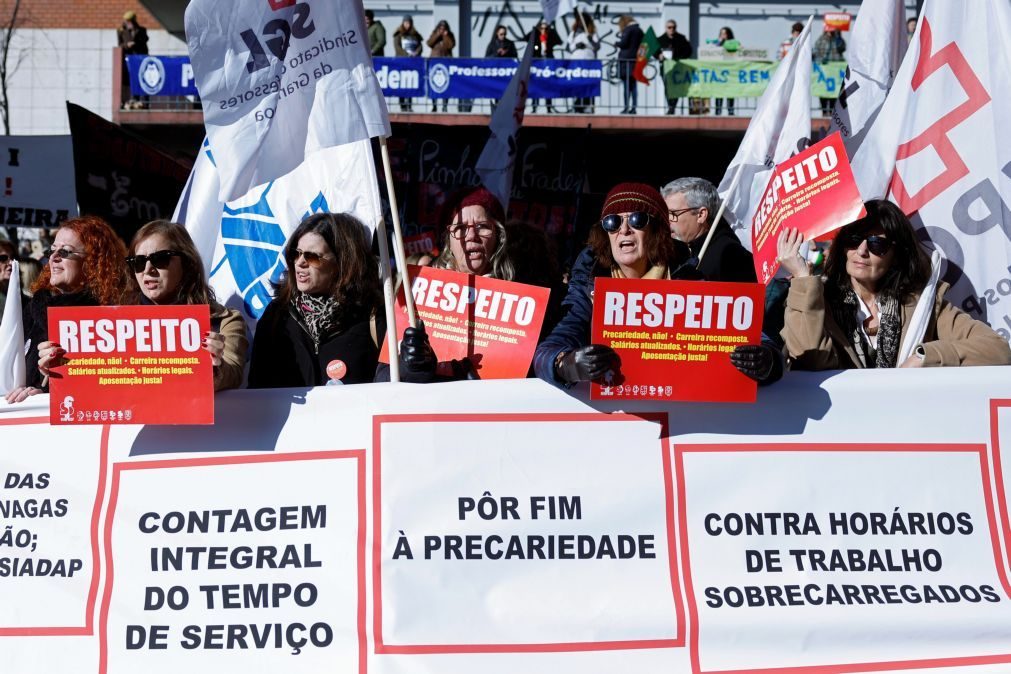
[434,186,515,280]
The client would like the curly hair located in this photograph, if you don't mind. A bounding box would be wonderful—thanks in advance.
[125,220,215,306]
[32,216,129,304]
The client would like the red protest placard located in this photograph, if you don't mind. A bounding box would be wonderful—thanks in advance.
[381,266,550,379]
[751,132,866,284]
[47,305,213,425]
[590,279,765,403]
[823,12,852,31]
[404,231,438,257]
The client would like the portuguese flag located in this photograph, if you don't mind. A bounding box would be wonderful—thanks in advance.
[633,26,661,84]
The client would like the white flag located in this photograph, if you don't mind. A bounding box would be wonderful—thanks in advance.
[172,139,383,328]
[850,0,1011,339]
[475,40,535,213]
[718,17,814,248]
[829,0,908,155]
[0,260,26,393]
[185,0,391,202]
[540,0,578,23]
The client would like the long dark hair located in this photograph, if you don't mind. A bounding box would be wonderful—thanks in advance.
[824,199,931,304]
[274,212,381,314]
[125,220,214,306]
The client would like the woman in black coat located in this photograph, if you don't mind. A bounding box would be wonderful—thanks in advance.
[248,213,385,388]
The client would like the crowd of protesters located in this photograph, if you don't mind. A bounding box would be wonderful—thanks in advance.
[3,170,1008,405]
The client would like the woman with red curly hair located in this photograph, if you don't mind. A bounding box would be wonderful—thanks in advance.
[5,216,128,403]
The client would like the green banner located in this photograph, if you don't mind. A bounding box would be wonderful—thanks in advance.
[660,60,848,99]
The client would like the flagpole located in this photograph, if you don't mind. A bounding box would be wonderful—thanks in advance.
[373,212,402,383]
[696,165,743,267]
[379,136,419,329]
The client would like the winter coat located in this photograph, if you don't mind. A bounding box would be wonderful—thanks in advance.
[782,276,1011,369]
[368,21,387,56]
[117,23,149,55]
[525,27,563,58]
[567,30,600,59]
[427,28,456,57]
[21,288,100,390]
[248,298,384,388]
[813,32,846,63]
[657,31,692,60]
[394,26,423,56]
[616,23,644,61]
[688,221,757,284]
[485,36,518,58]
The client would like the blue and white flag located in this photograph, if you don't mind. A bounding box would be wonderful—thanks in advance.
[475,38,536,212]
[540,0,578,23]
[185,0,390,201]
[173,138,382,328]
[0,260,26,394]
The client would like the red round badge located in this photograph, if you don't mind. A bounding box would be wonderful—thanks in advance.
[326,360,347,381]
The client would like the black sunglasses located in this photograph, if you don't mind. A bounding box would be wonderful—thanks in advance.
[601,212,652,233]
[126,250,182,273]
[841,233,893,257]
[0,254,11,263]
[294,248,331,268]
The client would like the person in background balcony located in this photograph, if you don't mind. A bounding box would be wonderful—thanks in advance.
[365,10,386,56]
[713,26,736,116]
[526,20,563,113]
[567,14,600,114]
[428,20,457,112]
[393,15,423,111]
[657,19,692,115]
[117,10,149,110]
[616,15,643,114]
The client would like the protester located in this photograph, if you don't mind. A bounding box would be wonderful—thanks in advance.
[813,27,846,116]
[393,15,423,111]
[434,186,515,280]
[657,19,692,114]
[124,221,247,392]
[534,182,781,387]
[778,21,804,60]
[366,10,386,56]
[907,16,918,42]
[567,14,600,113]
[777,200,1011,370]
[5,216,129,403]
[661,177,756,283]
[714,27,736,116]
[428,20,456,112]
[248,213,385,388]
[526,20,563,113]
[18,257,41,296]
[616,15,643,114]
[486,24,518,58]
[117,10,149,110]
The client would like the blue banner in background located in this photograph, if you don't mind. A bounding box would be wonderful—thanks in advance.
[127,55,198,97]
[427,58,602,99]
[373,57,427,97]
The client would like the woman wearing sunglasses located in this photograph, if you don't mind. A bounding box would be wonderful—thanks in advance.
[124,221,248,391]
[534,182,783,387]
[778,199,1010,370]
[248,212,385,388]
[5,216,129,404]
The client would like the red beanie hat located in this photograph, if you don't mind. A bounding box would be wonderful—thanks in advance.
[600,182,668,223]
[441,186,506,230]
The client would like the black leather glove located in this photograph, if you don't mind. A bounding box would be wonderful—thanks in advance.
[730,344,780,384]
[399,323,437,382]
[555,344,621,384]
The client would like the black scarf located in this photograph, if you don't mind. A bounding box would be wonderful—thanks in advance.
[831,288,901,368]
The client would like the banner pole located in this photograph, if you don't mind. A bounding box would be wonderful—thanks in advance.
[696,165,743,268]
[379,136,418,328]
[374,211,401,383]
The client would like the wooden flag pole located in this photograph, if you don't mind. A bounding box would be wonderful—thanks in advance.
[378,135,419,328]
[373,210,401,383]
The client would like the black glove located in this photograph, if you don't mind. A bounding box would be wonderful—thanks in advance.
[555,344,621,384]
[730,344,781,384]
[399,323,437,382]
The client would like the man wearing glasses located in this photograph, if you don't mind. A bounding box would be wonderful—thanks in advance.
[656,20,692,115]
[661,177,756,283]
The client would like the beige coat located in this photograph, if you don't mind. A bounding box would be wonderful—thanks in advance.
[782,275,1011,370]
[211,304,249,391]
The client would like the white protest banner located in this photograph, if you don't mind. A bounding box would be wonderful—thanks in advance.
[184,0,390,201]
[0,260,26,393]
[0,136,77,228]
[850,0,1011,340]
[718,17,814,250]
[2,367,1011,672]
[0,419,106,636]
[475,36,535,213]
[829,0,908,155]
[172,138,382,326]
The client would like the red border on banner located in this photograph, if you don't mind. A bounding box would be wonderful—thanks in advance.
[0,418,107,637]
[989,400,1011,576]
[372,412,684,654]
[675,442,1011,674]
[97,450,366,674]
